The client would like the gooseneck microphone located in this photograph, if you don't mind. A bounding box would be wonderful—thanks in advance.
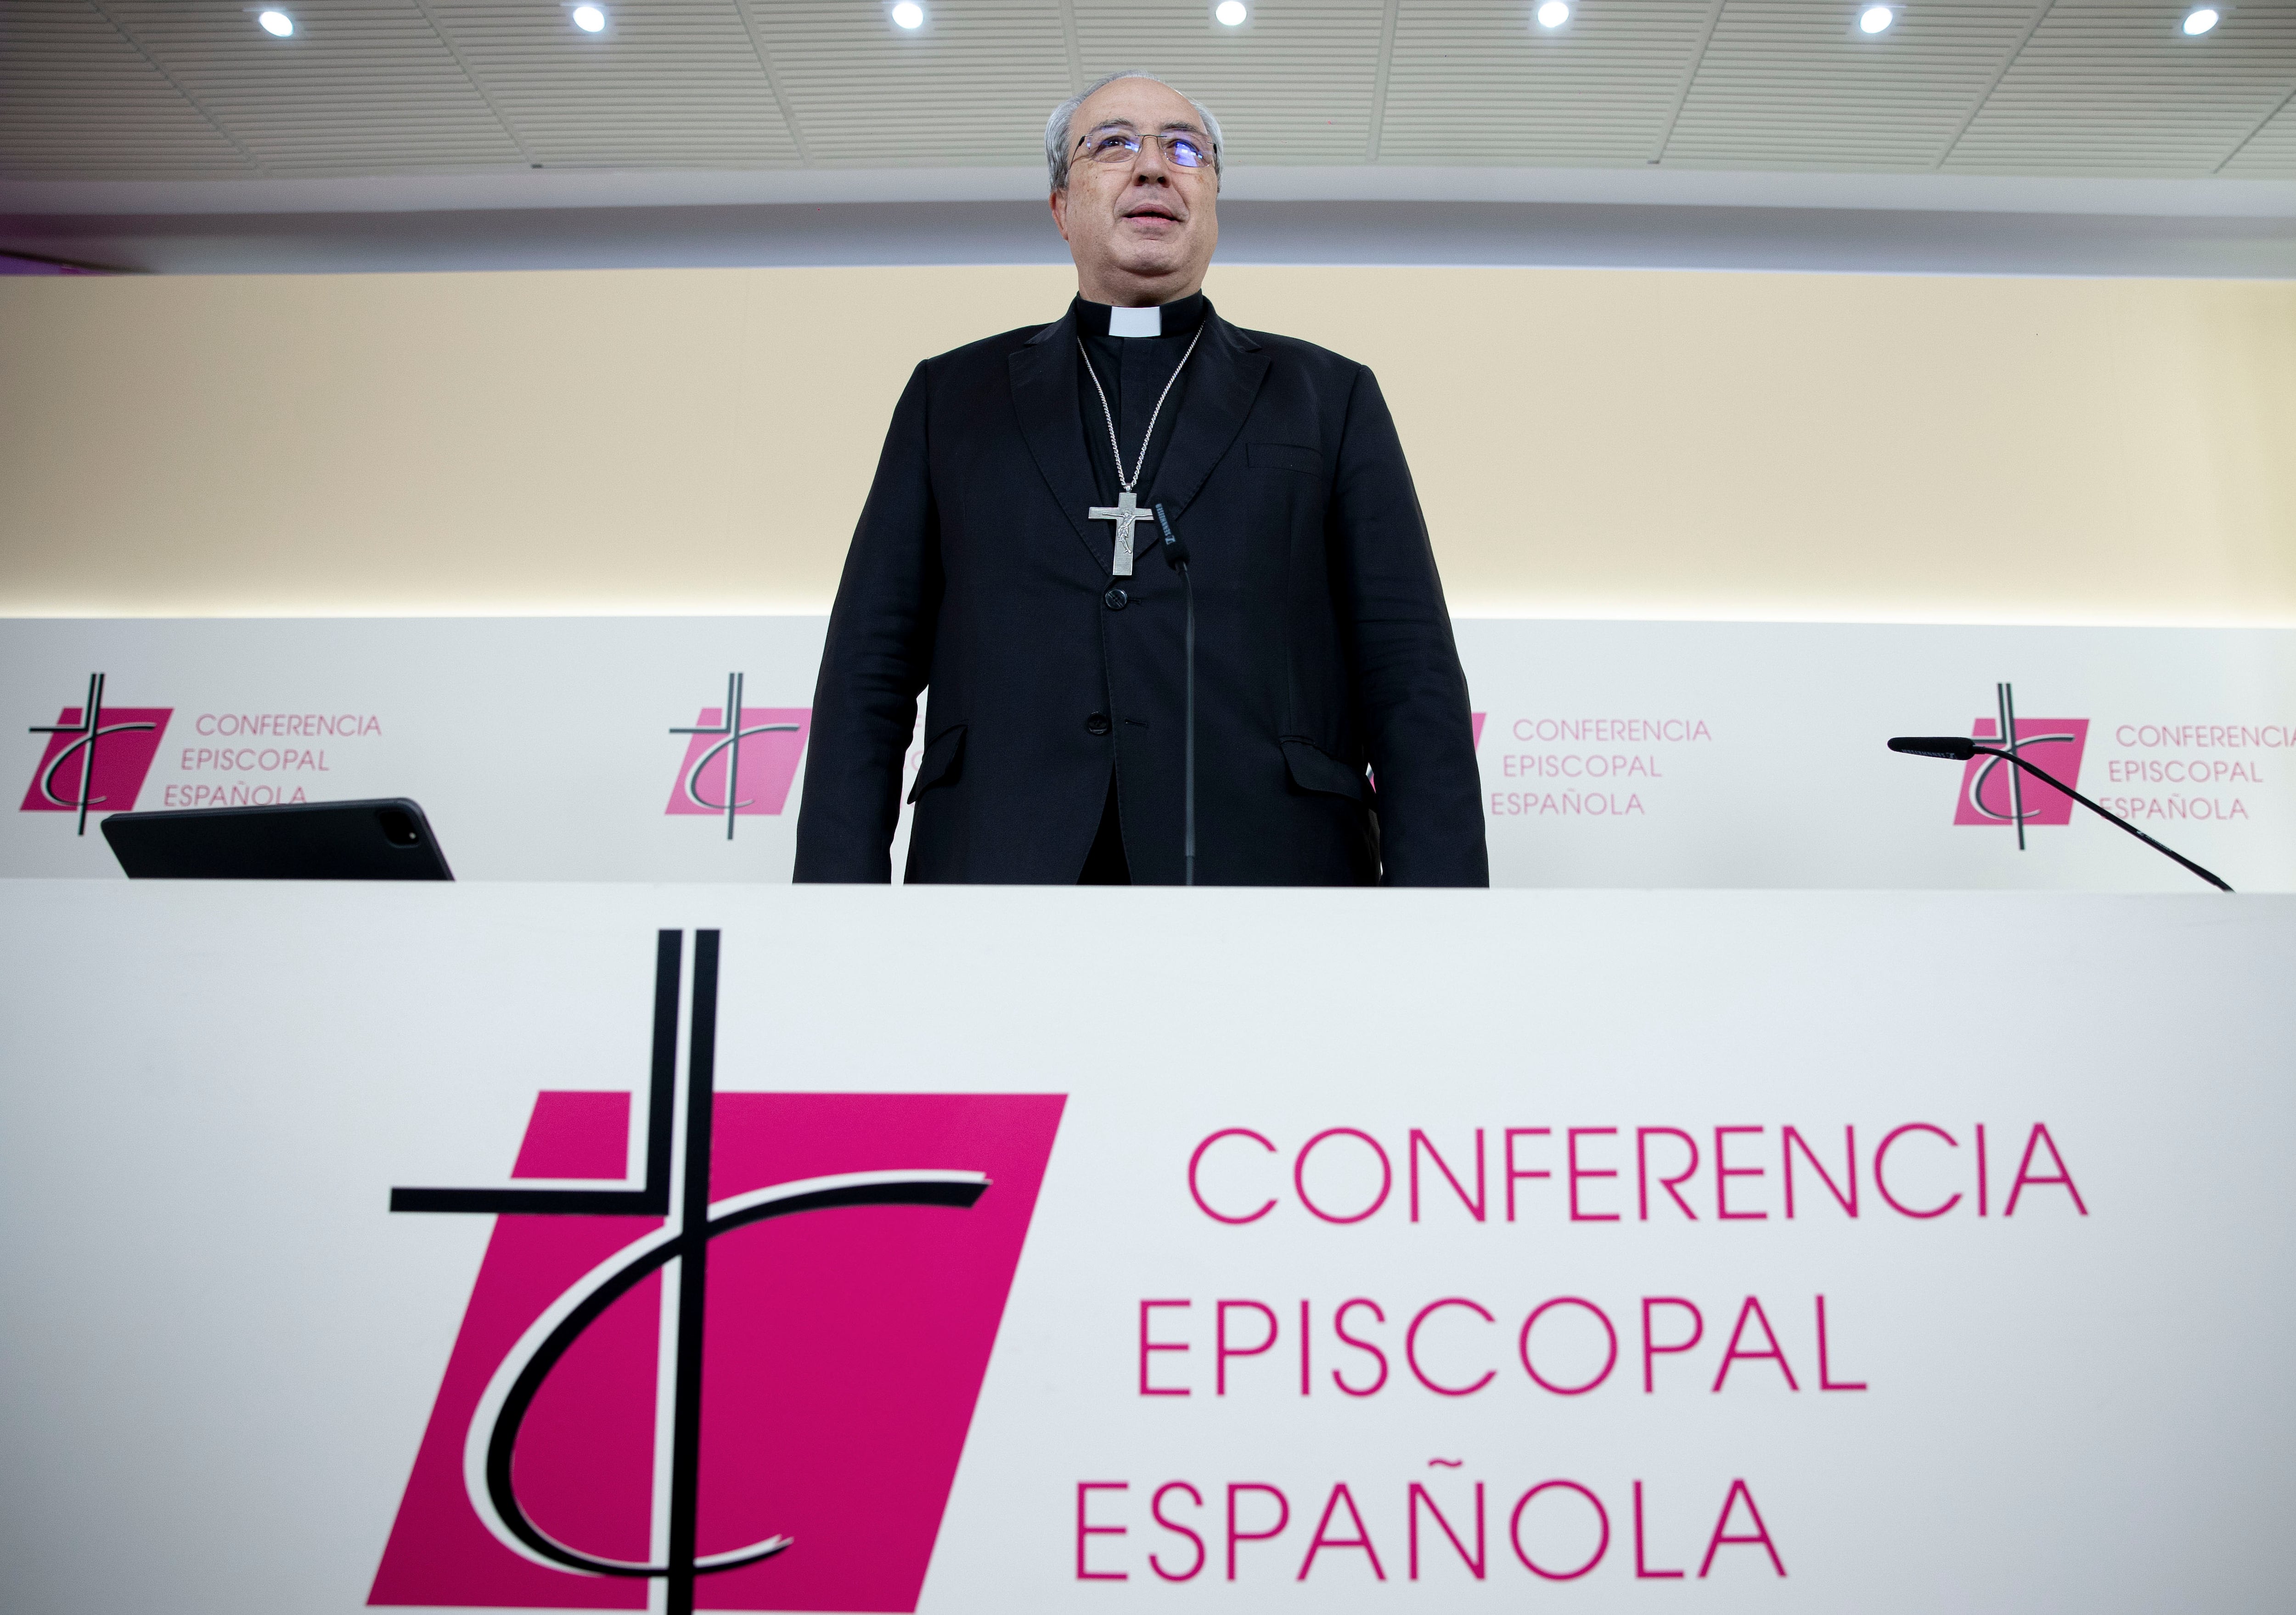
[1887,736,2233,891]
[1153,502,1194,887]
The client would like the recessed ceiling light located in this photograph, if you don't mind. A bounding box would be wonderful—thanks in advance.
[571,5,605,31]
[1536,0,1571,27]
[892,1,925,28]
[257,10,293,37]
[2183,7,2219,34]
[1216,0,1248,24]
[1858,6,1894,33]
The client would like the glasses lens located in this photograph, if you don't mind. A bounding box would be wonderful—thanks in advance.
[1086,129,1141,162]
[1165,136,1205,168]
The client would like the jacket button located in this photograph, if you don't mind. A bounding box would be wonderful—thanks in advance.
[1085,712,1112,736]
[1103,587,1129,611]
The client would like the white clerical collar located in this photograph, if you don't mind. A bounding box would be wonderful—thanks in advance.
[1074,293,1207,339]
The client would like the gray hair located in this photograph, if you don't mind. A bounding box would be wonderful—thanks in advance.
[1045,70,1224,193]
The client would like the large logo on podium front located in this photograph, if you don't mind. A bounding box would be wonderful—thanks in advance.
[370,930,1063,1613]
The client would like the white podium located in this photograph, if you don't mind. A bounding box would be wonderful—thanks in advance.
[2,883,2290,1613]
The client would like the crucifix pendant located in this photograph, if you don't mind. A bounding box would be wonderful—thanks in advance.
[1088,488,1146,578]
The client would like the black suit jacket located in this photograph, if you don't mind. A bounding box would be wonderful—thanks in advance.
[794,302,1488,887]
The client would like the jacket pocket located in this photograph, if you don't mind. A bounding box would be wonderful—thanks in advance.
[1281,736,1372,802]
[906,723,968,804]
[1247,442,1324,477]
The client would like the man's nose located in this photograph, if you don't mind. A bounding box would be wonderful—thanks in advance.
[1130,139,1170,181]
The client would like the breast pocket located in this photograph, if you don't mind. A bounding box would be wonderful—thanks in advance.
[1246,442,1324,477]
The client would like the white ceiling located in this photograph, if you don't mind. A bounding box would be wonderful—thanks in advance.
[4,0,2294,186]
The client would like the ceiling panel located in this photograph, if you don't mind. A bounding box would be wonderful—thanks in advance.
[1073,0,1386,166]
[428,0,796,167]
[755,0,1070,166]
[2222,88,2296,173]
[98,0,523,175]
[3,0,2295,187]
[1664,0,2042,171]
[1948,0,2296,175]
[1377,0,1716,165]
[0,1,253,178]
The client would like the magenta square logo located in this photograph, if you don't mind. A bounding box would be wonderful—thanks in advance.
[21,674,171,831]
[372,931,1064,1615]
[666,675,809,836]
[372,1090,1062,1613]
[1955,717,2089,827]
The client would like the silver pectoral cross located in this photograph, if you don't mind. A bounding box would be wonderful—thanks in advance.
[1088,488,1147,578]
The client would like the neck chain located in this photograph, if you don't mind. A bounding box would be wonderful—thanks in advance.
[1078,324,1204,495]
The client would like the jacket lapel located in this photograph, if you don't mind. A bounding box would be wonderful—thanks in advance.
[1007,312,1110,575]
[1149,310,1269,523]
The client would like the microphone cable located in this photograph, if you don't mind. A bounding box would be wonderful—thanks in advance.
[1154,503,1194,887]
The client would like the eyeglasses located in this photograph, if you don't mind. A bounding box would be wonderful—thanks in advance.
[1075,124,1214,171]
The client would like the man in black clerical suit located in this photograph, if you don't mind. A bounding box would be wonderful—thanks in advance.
[795,69,1486,887]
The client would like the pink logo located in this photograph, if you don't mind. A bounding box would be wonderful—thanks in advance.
[1472,712,1486,749]
[667,675,810,838]
[372,931,1064,1614]
[21,673,172,834]
[1954,717,2090,828]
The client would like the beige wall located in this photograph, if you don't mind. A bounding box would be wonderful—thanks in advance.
[3,263,2293,623]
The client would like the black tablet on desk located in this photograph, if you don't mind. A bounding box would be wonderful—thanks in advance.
[101,798,454,880]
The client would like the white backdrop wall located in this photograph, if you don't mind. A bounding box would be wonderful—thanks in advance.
[6,616,2290,890]
[5,267,2294,627]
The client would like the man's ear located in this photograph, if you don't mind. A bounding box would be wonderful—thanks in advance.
[1048,187,1071,242]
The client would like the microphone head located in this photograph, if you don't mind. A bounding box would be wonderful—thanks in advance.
[1888,735,1976,760]
[1153,503,1190,568]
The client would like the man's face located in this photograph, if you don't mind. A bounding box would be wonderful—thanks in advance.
[1050,77,1220,306]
